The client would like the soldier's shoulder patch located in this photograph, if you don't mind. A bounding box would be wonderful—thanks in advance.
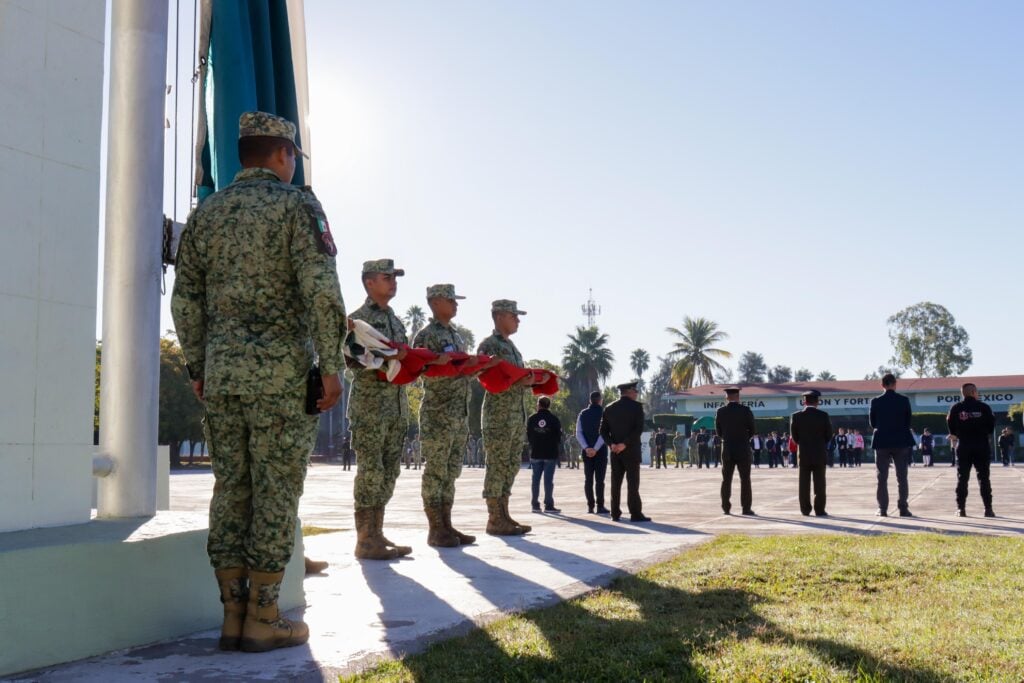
[303,201,337,257]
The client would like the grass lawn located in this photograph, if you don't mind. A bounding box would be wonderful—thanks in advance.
[344,534,1024,682]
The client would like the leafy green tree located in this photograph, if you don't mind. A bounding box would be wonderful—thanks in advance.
[646,357,676,414]
[888,302,972,377]
[737,352,767,383]
[158,336,205,468]
[863,365,903,381]
[630,348,650,392]
[1009,402,1024,431]
[665,317,731,389]
[767,365,792,383]
[561,326,614,413]
[404,304,427,340]
[817,370,837,381]
[794,368,814,382]
[454,323,475,350]
[526,359,573,427]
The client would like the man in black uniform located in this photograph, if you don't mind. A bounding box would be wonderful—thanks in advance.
[599,382,650,522]
[835,428,849,467]
[654,428,668,469]
[790,390,833,516]
[947,383,996,517]
[715,387,756,515]
[695,428,711,469]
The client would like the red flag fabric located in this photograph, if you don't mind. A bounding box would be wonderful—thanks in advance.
[478,360,532,393]
[530,369,559,396]
[377,346,437,385]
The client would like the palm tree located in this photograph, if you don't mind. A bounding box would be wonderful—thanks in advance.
[561,326,615,408]
[404,305,426,340]
[630,348,650,392]
[665,317,732,390]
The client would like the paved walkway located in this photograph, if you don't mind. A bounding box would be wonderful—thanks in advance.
[15,464,1024,682]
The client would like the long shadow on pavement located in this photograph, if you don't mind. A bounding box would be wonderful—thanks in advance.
[389,534,948,682]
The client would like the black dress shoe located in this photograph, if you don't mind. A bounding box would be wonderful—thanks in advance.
[899,509,913,517]
[984,508,996,518]
[741,509,756,516]
[611,514,621,521]
[956,508,967,517]
[722,509,731,516]
[801,511,811,517]
[587,506,595,514]
[531,506,542,513]
[815,511,828,517]
[876,509,888,517]
[596,506,610,514]
[544,506,561,513]
[630,515,652,522]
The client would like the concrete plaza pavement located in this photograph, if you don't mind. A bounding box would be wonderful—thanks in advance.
[14,462,1024,682]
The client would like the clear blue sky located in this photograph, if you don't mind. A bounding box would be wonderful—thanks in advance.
[148,1,1022,385]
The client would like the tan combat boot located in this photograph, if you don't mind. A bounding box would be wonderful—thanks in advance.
[354,508,405,560]
[239,570,309,653]
[485,497,520,535]
[214,567,247,651]
[377,507,412,557]
[425,504,460,547]
[502,495,531,534]
[443,502,476,545]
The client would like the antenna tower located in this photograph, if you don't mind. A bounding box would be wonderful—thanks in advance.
[581,288,601,327]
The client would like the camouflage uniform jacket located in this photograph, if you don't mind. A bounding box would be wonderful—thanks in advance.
[171,167,346,395]
[348,298,409,422]
[477,331,528,420]
[413,319,470,417]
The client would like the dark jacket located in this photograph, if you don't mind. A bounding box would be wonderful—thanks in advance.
[527,409,562,460]
[946,397,995,448]
[998,433,1014,451]
[868,389,915,449]
[715,401,755,457]
[790,407,834,464]
[599,396,645,458]
[576,404,607,457]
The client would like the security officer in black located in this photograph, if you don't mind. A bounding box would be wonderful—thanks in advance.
[715,386,756,515]
[946,382,996,517]
[599,381,650,522]
[790,390,833,516]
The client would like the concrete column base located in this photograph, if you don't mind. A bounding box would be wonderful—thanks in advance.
[0,512,305,677]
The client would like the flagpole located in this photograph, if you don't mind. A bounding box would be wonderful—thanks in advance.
[96,0,169,518]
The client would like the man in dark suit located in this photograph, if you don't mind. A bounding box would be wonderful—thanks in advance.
[869,373,916,517]
[576,391,610,514]
[599,381,650,522]
[715,387,756,515]
[790,390,834,516]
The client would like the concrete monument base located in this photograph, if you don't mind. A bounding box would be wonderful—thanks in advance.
[0,512,305,677]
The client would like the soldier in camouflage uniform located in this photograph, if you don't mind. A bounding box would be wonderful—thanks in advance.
[347,259,412,560]
[172,112,345,653]
[673,431,685,468]
[414,284,479,547]
[479,300,537,535]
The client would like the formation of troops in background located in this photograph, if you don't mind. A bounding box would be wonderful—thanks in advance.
[169,111,1011,656]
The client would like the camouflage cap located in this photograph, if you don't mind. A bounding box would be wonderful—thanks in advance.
[362,258,405,276]
[238,111,308,158]
[426,284,465,300]
[491,299,526,315]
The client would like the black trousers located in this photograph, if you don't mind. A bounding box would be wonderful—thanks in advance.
[956,444,992,509]
[752,448,761,467]
[610,452,642,518]
[583,451,608,509]
[698,446,710,468]
[799,460,827,514]
[655,445,667,469]
[721,453,752,513]
[875,448,910,512]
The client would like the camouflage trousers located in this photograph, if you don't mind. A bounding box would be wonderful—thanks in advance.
[481,408,527,498]
[352,410,407,509]
[204,387,317,573]
[420,407,467,505]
